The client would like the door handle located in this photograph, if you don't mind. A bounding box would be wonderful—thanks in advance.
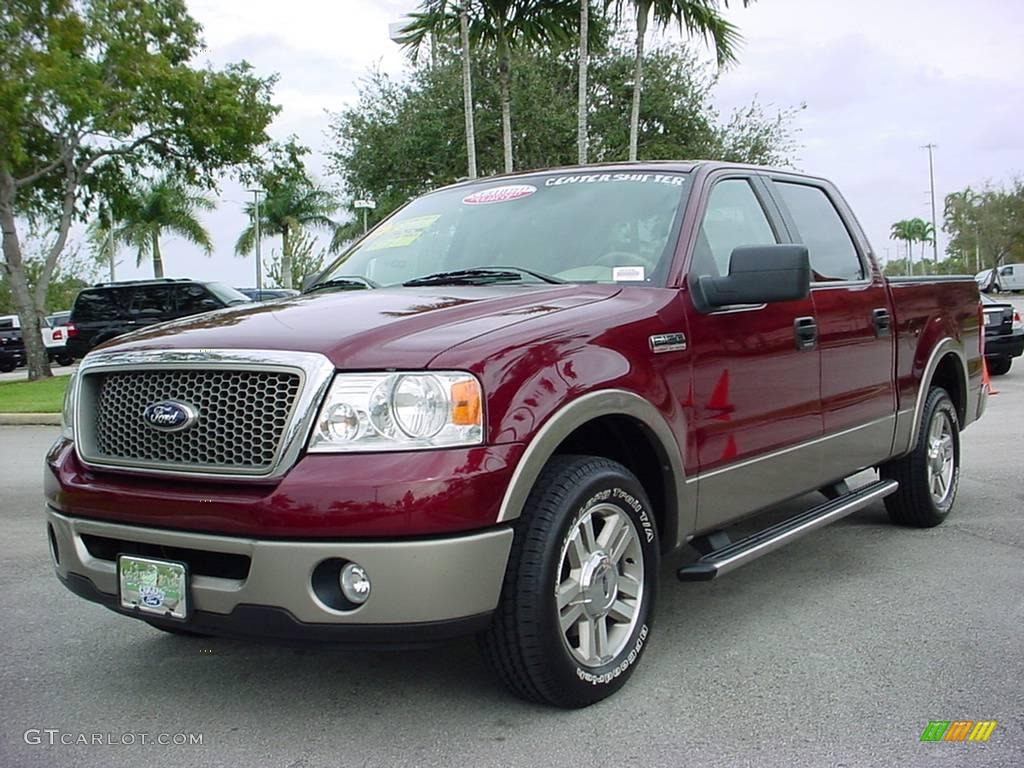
[793,316,817,350]
[872,308,891,337]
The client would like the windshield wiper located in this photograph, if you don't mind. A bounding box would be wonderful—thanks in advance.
[403,266,565,287]
[306,276,378,293]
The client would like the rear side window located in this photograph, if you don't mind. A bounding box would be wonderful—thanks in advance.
[693,179,778,277]
[775,183,864,281]
[73,290,124,322]
[175,284,223,314]
[128,286,175,319]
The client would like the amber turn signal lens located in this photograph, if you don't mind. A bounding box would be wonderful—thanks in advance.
[450,379,481,426]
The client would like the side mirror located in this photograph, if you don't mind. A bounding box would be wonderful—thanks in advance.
[694,245,810,311]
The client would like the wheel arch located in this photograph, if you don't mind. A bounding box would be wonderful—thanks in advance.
[905,339,968,451]
[496,390,690,553]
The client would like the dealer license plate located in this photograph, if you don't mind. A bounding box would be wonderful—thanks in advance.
[118,555,188,620]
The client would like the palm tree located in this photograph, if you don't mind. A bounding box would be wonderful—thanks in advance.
[890,219,917,276]
[578,0,590,164]
[115,177,215,278]
[405,0,576,174]
[401,1,478,179]
[915,219,935,272]
[613,0,752,162]
[235,180,338,290]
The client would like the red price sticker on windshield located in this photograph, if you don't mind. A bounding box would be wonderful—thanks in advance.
[462,184,537,205]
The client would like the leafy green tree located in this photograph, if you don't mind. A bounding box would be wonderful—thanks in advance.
[944,180,1024,275]
[404,0,578,173]
[265,229,328,290]
[401,1,479,179]
[0,230,100,315]
[327,37,800,240]
[236,175,338,290]
[610,0,753,161]
[0,0,279,379]
[105,177,215,278]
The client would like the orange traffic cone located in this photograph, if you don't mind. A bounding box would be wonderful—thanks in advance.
[983,357,999,395]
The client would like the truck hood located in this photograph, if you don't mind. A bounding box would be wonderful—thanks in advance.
[106,284,620,368]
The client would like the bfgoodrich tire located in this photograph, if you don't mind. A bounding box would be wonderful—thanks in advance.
[479,455,659,708]
[880,387,961,527]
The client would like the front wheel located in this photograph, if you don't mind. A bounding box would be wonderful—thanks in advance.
[479,455,659,708]
[987,356,1012,376]
[880,387,960,527]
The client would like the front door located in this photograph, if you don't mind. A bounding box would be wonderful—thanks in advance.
[685,175,823,530]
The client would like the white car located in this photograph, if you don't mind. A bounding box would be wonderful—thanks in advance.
[977,264,1024,293]
[0,312,75,367]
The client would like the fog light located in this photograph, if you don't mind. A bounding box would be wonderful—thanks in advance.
[47,523,60,566]
[339,562,371,604]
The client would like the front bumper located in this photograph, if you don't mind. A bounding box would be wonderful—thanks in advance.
[47,507,513,644]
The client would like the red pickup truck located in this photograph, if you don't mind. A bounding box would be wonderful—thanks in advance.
[46,162,986,708]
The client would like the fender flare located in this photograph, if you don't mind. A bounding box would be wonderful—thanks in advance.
[495,389,691,549]
[902,337,969,453]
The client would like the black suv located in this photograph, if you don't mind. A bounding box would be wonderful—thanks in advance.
[66,279,251,359]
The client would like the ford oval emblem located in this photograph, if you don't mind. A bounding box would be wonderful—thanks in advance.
[142,401,197,432]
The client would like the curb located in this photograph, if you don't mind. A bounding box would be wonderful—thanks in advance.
[0,413,61,426]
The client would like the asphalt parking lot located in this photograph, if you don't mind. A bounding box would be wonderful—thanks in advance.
[1,341,1022,767]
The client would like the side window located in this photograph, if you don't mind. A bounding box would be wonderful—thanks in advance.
[73,290,123,322]
[1000,266,1013,276]
[128,286,174,320]
[175,285,223,315]
[692,179,777,278]
[775,182,864,281]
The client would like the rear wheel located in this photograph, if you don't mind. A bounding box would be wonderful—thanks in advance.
[987,356,1012,376]
[479,455,659,708]
[56,354,74,367]
[0,360,14,373]
[880,387,960,527]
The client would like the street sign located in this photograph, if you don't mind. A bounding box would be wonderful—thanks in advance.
[353,199,376,209]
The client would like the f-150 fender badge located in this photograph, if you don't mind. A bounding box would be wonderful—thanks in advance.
[649,333,687,353]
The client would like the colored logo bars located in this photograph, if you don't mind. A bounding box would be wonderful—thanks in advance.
[920,720,997,742]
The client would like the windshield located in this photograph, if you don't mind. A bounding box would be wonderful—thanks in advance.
[319,171,691,287]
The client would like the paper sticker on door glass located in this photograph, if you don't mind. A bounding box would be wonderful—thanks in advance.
[462,184,537,205]
[364,214,440,251]
[612,266,646,282]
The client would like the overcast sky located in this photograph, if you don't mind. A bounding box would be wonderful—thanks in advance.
[102,0,1024,286]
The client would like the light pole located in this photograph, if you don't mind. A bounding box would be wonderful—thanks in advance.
[923,143,939,263]
[248,188,264,290]
[354,199,376,235]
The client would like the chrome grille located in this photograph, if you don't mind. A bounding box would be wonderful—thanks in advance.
[91,369,302,471]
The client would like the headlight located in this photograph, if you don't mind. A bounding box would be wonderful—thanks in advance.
[61,371,77,441]
[308,372,483,452]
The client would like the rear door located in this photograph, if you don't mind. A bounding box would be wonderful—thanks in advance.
[767,177,897,479]
[127,285,177,329]
[685,173,823,530]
